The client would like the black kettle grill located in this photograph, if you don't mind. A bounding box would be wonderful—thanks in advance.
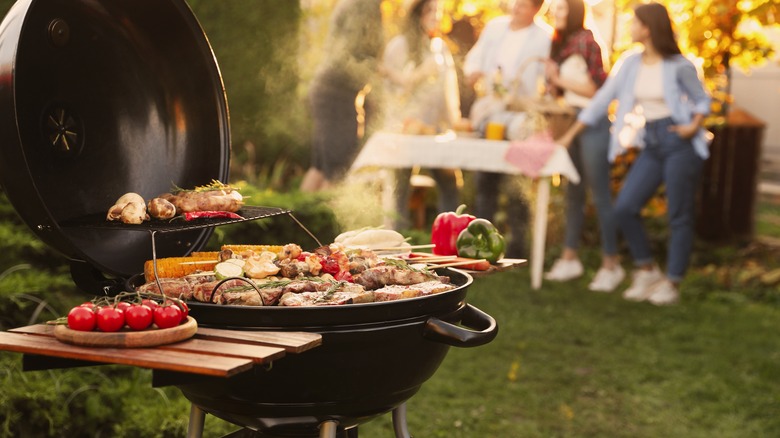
[0,1,499,437]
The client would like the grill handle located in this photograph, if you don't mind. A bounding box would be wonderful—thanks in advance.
[423,304,498,347]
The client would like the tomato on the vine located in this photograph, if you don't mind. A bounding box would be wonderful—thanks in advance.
[67,306,96,331]
[115,301,132,313]
[153,305,182,329]
[176,301,190,323]
[96,306,125,332]
[125,304,153,330]
[142,299,160,311]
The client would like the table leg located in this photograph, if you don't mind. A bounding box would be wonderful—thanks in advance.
[381,169,396,229]
[531,178,551,290]
[186,403,206,438]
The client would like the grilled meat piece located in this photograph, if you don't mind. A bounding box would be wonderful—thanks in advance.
[346,248,382,274]
[218,286,285,306]
[279,283,373,306]
[373,281,456,302]
[193,278,249,303]
[277,259,314,278]
[354,265,439,290]
[137,275,215,299]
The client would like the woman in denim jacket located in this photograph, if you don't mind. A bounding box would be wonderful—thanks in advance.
[557,2,711,305]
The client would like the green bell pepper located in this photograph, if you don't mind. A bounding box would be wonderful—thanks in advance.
[455,218,506,263]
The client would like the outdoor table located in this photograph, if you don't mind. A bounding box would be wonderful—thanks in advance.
[0,324,322,437]
[350,131,581,290]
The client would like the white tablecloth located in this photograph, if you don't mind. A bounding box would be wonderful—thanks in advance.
[351,131,580,183]
[350,131,581,290]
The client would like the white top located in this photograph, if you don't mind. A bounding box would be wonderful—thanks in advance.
[559,54,592,109]
[382,36,460,133]
[496,27,530,77]
[634,61,672,121]
[463,16,552,98]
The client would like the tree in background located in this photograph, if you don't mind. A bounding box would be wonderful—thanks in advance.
[611,0,778,122]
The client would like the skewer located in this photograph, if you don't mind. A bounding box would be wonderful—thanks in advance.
[430,259,487,269]
[405,255,457,263]
[178,260,220,265]
[370,244,436,251]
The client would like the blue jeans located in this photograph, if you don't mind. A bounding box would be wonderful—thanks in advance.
[564,114,617,256]
[613,117,704,282]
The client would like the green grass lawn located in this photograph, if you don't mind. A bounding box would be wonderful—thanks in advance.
[361,267,780,438]
[1,191,778,437]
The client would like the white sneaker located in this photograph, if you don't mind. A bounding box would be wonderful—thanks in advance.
[588,266,626,292]
[647,280,679,306]
[622,267,665,302]
[544,258,584,281]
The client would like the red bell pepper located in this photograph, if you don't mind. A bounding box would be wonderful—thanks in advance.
[182,211,244,221]
[430,204,476,256]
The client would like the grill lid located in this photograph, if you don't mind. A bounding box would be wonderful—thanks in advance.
[0,0,235,282]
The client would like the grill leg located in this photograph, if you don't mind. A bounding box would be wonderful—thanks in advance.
[392,403,411,438]
[187,403,206,438]
[319,420,338,438]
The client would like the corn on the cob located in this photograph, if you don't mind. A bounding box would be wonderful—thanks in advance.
[143,256,218,282]
[220,244,285,257]
[190,251,221,259]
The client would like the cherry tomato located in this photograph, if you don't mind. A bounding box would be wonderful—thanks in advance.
[154,305,182,329]
[124,304,153,330]
[79,301,96,309]
[176,301,190,323]
[96,306,125,332]
[115,301,132,313]
[67,306,97,331]
[142,299,160,311]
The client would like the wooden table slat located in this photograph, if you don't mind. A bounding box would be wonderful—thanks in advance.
[195,327,322,353]
[0,332,252,377]
[158,338,286,364]
[11,325,322,354]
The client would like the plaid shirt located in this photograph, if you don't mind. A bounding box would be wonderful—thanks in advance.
[552,29,607,88]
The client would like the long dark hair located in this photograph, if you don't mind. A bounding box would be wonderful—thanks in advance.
[401,0,432,66]
[550,0,586,60]
[634,2,681,57]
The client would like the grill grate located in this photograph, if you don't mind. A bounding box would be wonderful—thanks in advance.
[59,206,291,233]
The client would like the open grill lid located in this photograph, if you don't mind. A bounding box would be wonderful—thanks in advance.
[0,0,236,283]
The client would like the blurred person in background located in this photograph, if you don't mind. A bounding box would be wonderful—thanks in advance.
[556,2,711,305]
[300,0,384,192]
[462,0,552,257]
[542,0,624,292]
[381,0,462,229]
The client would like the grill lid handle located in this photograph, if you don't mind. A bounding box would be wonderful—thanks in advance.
[423,303,498,348]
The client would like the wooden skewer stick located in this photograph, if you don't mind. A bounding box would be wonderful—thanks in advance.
[405,255,457,262]
[430,259,488,269]
[371,244,436,251]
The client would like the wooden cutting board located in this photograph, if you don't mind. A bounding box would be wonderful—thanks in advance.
[53,317,198,348]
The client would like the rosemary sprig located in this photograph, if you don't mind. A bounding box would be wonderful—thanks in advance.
[315,280,347,303]
[170,179,239,194]
[223,277,326,293]
[382,257,436,278]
